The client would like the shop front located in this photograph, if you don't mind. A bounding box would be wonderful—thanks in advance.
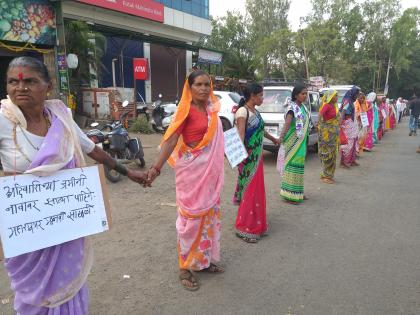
[60,0,212,119]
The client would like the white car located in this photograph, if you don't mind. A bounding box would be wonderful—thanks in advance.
[320,85,354,108]
[214,91,242,131]
[258,86,320,153]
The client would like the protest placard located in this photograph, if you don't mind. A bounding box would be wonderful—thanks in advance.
[360,112,369,127]
[0,165,111,259]
[224,127,248,168]
[381,109,387,119]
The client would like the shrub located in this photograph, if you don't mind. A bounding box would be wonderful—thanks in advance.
[128,116,154,134]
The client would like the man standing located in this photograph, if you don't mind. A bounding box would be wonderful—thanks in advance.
[408,92,420,136]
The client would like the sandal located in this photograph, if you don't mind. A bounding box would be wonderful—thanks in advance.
[236,233,258,243]
[179,270,199,291]
[202,263,225,273]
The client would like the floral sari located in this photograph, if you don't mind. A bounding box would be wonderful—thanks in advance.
[340,87,360,166]
[233,110,267,239]
[280,101,310,203]
[318,90,340,179]
[162,81,224,271]
[1,99,91,315]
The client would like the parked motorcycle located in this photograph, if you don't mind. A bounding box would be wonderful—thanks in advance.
[86,101,145,183]
[151,94,177,133]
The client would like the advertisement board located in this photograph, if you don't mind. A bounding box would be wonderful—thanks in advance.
[0,0,56,45]
[76,0,164,23]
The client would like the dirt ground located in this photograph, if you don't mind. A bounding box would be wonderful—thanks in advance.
[1,120,419,314]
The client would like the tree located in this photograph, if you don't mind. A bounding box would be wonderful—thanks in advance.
[201,12,256,78]
[246,0,291,77]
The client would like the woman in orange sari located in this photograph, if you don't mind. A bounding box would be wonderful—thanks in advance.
[147,70,225,291]
[355,93,368,155]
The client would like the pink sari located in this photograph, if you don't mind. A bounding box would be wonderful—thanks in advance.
[175,120,225,270]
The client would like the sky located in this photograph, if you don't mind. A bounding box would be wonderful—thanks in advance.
[209,0,420,31]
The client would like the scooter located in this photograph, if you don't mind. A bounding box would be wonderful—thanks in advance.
[86,101,145,183]
[151,94,177,133]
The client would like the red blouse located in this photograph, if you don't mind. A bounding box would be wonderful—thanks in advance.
[176,105,208,144]
[320,103,337,121]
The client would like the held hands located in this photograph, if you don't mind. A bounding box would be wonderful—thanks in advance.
[146,166,160,186]
[127,170,151,187]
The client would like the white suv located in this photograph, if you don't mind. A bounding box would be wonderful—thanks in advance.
[214,91,241,131]
[258,86,320,153]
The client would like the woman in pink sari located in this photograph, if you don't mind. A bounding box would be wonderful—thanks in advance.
[147,70,225,291]
[364,92,376,151]
[0,57,147,314]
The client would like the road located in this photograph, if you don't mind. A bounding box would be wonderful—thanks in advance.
[1,119,419,315]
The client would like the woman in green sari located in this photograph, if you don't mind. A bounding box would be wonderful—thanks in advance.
[279,84,310,204]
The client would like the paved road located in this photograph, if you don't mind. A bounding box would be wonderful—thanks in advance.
[1,119,419,315]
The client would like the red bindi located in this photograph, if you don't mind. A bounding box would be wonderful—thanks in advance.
[18,72,23,80]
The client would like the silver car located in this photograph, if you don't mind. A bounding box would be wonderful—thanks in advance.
[258,86,320,153]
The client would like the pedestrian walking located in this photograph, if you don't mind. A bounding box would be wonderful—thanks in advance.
[318,89,340,184]
[340,86,360,168]
[279,84,311,204]
[0,57,147,314]
[146,70,225,291]
[408,93,420,136]
[233,83,279,243]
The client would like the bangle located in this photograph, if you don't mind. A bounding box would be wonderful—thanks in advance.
[114,162,128,176]
[150,165,161,176]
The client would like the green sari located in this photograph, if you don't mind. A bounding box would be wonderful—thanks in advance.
[280,104,310,202]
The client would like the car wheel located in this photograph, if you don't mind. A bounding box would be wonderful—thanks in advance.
[221,118,232,131]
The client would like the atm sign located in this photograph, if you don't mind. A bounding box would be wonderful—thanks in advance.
[133,58,149,80]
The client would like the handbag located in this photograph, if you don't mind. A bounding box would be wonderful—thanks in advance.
[339,128,348,145]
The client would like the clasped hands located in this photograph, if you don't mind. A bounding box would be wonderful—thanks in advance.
[126,167,160,187]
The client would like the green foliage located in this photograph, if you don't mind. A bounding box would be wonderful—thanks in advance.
[200,0,419,98]
[129,116,154,134]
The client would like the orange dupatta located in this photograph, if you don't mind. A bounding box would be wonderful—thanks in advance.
[161,79,221,167]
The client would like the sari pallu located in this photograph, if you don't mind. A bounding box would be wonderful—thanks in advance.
[280,104,310,203]
[318,116,339,179]
[233,111,267,239]
[2,100,91,315]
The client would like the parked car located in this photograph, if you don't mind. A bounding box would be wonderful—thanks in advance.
[214,91,241,131]
[258,86,320,153]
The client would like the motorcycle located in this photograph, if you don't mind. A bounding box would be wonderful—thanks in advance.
[151,94,177,133]
[86,101,145,183]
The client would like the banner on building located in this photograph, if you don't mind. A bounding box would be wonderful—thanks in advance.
[133,58,149,80]
[76,0,164,23]
[0,0,56,45]
[198,49,223,65]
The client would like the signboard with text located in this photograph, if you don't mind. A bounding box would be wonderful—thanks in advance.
[224,127,248,168]
[133,58,149,80]
[76,0,164,23]
[0,165,111,258]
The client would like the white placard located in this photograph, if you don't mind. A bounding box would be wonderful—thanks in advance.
[381,109,387,118]
[360,112,369,127]
[224,127,248,168]
[0,165,111,258]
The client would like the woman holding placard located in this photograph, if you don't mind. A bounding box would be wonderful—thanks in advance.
[146,70,225,291]
[0,57,147,315]
[233,83,279,243]
[354,93,368,155]
[279,84,311,204]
